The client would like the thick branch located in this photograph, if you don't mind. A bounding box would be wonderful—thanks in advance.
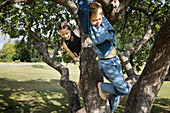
[112,0,131,23]
[118,52,137,77]
[125,17,170,113]
[119,16,154,79]
[125,16,154,56]
[29,30,81,113]
[29,30,42,42]
[97,0,131,24]
[129,5,150,16]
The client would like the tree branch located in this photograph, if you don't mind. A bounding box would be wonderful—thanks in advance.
[125,17,170,113]
[46,25,54,43]
[119,16,155,78]
[13,0,24,3]
[97,0,131,24]
[29,30,81,113]
[129,5,150,16]
[125,16,154,56]
[46,43,58,47]
[0,0,11,9]
[151,3,162,16]
[119,52,137,77]
[29,30,42,42]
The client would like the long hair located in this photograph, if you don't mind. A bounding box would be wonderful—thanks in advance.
[57,22,71,31]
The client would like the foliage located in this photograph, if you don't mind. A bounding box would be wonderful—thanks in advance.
[0,40,42,62]
[13,39,32,62]
[0,43,16,62]
[114,0,170,72]
[0,0,169,65]
[13,39,42,62]
[0,0,78,63]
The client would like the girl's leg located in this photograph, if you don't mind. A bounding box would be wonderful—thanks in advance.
[99,57,129,95]
[76,107,86,113]
[98,57,129,112]
[108,94,120,113]
[97,82,107,100]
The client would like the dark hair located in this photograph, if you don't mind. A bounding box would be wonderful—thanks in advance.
[57,22,71,31]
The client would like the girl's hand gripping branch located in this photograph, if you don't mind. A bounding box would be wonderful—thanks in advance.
[74,56,80,62]
[110,0,120,8]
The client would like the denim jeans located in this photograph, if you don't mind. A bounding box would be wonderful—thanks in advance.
[98,56,130,112]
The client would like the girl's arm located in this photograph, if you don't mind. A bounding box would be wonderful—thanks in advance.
[62,42,80,62]
[78,0,91,34]
[73,28,81,38]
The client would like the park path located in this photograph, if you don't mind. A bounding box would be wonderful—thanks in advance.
[0,62,47,66]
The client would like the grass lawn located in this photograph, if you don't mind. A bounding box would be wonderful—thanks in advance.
[0,63,169,113]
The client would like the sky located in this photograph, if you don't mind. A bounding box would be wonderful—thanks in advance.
[0,33,17,50]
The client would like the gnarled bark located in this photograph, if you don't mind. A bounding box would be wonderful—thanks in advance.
[125,17,170,113]
[80,35,110,112]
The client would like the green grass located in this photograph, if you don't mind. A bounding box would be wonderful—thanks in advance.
[0,63,80,113]
[0,63,169,113]
[114,81,170,113]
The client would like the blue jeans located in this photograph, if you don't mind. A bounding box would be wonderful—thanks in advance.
[98,56,130,112]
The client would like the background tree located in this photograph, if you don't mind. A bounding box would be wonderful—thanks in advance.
[13,39,42,62]
[0,0,169,112]
[13,40,32,62]
[0,43,16,62]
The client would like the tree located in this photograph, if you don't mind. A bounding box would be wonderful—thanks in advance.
[125,17,170,113]
[14,39,42,62]
[0,43,16,62]
[13,40,31,62]
[0,0,169,112]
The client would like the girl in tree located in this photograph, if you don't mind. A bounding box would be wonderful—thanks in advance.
[77,0,129,112]
[57,22,82,89]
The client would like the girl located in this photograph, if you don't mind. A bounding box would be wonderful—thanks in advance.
[57,22,82,89]
[77,0,129,112]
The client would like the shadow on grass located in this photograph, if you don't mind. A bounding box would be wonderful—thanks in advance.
[115,95,170,113]
[151,98,170,113]
[0,78,69,113]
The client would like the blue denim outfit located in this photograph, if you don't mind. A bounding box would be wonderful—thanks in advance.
[78,0,130,112]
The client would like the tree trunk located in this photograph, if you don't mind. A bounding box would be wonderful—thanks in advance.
[80,35,110,112]
[125,18,170,113]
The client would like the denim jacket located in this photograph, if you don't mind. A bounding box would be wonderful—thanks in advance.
[78,0,117,59]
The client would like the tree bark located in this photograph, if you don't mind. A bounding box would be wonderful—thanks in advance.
[80,35,110,112]
[97,0,131,24]
[125,18,170,113]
